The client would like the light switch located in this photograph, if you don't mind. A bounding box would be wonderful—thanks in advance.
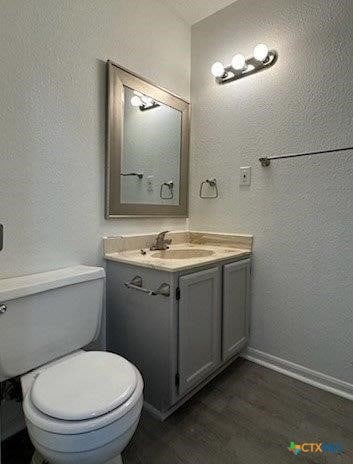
[240,166,251,186]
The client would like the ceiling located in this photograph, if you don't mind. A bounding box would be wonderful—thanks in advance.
[164,0,237,25]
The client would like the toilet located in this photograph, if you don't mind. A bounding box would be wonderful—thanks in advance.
[0,265,143,464]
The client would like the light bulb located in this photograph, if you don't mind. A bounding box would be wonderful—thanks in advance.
[141,95,153,106]
[131,96,142,107]
[254,43,269,62]
[211,61,225,78]
[231,53,246,71]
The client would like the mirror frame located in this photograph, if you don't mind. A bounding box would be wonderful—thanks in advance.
[106,60,190,218]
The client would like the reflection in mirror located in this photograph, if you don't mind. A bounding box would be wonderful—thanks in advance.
[121,87,181,205]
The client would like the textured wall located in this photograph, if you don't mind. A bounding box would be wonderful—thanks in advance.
[190,0,353,383]
[0,0,190,278]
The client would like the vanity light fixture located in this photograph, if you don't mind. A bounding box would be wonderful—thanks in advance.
[130,91,160,111]
[211,43,277,85]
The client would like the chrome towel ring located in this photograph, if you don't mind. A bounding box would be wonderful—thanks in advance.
[199,178,219,198]
[160,181,174,199]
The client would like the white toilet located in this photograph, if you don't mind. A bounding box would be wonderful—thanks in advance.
[0,265,143,464]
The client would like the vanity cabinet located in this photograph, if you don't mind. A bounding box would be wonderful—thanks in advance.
[106,256,251,420]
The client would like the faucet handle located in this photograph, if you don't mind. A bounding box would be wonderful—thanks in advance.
[150,231,172,251]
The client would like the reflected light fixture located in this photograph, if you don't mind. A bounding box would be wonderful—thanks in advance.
[130,95,142,107]
[141,95,154,106]
[211,43,277,85]
[130,92,160,111]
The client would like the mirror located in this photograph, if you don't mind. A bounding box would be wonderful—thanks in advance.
[106,61,190,218]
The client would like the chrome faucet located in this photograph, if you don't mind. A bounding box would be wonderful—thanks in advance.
[150,231,172,251]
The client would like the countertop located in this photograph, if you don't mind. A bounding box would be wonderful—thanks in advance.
[104,242,251,272]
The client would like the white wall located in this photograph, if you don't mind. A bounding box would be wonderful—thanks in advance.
[0,0,190,279]
[190,0,353,384]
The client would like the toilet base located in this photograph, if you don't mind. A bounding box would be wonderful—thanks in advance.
[31,451,123,464]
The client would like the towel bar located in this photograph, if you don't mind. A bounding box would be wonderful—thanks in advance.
[124,276,170,297]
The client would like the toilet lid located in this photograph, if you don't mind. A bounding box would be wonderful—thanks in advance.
[30,351,138,421]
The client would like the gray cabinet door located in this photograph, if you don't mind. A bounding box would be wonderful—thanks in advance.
[222,259,251,361]
[178,267,221,396]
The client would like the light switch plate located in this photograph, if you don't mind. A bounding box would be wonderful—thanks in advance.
[240,166,251,186]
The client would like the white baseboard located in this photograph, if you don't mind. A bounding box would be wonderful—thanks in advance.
[243,347,353,402]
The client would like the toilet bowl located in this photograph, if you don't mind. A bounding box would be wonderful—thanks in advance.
[22,351,144,464]
[0,266,143,464]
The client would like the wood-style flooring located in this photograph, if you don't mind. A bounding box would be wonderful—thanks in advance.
[2,359,353,464]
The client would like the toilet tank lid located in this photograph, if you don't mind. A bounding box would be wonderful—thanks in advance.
[0,266,105,302]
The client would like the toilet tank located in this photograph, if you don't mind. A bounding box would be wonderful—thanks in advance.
[0,265,105,382]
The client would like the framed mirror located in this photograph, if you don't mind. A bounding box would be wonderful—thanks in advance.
[106,61,190,218]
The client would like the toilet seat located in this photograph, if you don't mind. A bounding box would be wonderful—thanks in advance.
[31,351,138,421]
[23,351,144,435]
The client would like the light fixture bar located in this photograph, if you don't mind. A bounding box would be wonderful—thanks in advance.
[215,50,278,85]
[139,102,160,111]
[131,93,160,111]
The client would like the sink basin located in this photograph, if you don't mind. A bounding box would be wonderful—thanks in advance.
[151,249,215,260]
